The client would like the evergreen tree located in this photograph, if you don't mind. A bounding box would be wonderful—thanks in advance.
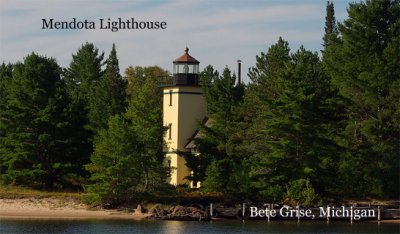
[248,37,291,89]
[124,65,168,191]
[0,53,77,188]
[86,66,167,205]
[93,43,127,129]
[242,38,292,200]
[0,63,14,133]
[61,43,106,185]
[183,66,220,184]
[124,74,166,191]
[201,160,224,192]
[0,63,14,176]
[322,1,339,51]
[85,115,142,206]
[103,44,127,115]
[325,0,400,198]
[63,42,105,133]
[244,38,341,201]
[190,66,245,193]
[0,62,13,102]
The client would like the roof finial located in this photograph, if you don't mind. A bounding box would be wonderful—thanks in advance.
[185,47,189,54]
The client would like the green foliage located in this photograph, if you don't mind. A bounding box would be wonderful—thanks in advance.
[85,66,167,206]
[125,65,169,100]
[322,1,339,51]
[61,43,127,190]
[0,53,79,189]
[285,179,319,207]
[188,66,245,193]
[1,0,398,203]
[92,43,127,130]
[0,184,81,199]
[0,63,13,107]
[230,159,253,201]
[0,63,14,141]
[325,0,400,198]
[202,159,252,198]
[124,72,166,192]
[84,116,141,206]
[259,185,284,203]
[201,160,225,193]
[244,38,341,201]
[63,42,105,133]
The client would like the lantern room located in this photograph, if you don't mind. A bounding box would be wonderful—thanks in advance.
[172,47,200,86]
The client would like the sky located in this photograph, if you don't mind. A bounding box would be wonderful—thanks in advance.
[0,0,353,83]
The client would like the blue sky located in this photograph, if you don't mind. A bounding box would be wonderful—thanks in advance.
[0,0,352,82]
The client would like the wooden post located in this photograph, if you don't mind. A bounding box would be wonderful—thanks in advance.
[242,203,246,220]
[378,206,381,221]
[350,206,353,224]
[327,206,329,223]
[210,203,213,217]
[297,203,300,223]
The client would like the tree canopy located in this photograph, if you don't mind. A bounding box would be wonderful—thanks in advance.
[0,53,79,189]
[0,0,398,205]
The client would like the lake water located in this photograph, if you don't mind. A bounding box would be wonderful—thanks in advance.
[0,219,399,234]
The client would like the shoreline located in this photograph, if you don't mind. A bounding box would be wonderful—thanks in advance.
[0,213,151,220]
[1,198,398,223]
[0,198,151,220]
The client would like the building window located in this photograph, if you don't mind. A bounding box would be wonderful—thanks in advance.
[169,90,173,106]
[168,123,172,140]
[167,159,171,177]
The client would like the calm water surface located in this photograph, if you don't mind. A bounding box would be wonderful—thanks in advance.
[0,219,399,234]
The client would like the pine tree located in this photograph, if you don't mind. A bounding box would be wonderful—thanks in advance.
[244,38,341,201]
[123,66,169,191]
[0,63,14,176]
[0,53,77,188]
[0,63,14,134]
[85,70,167,205]
[124,74,166,191]
[0,62,13,102]
[191,66,245,193]
[61,43,106,185]
[322,1,339,51]
[85,115,142,206]
[242,38,292,200]
[104,44,127,115]
[63,42,105,133]
[325,0,400,198]
[93,43,127,129]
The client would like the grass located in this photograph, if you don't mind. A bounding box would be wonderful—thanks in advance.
[0,185,82,200]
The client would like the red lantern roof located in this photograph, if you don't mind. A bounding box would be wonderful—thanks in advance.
[173,47,199,64]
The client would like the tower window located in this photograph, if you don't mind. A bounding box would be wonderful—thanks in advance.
[169,90,173,106]
[167,159,171,177]
[168,123,172,140]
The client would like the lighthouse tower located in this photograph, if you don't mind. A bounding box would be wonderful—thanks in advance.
[163,47,206,186]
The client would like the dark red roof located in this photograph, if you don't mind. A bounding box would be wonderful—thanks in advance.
[173,47,199,64]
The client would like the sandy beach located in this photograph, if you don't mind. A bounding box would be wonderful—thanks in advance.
[0,198,151,220]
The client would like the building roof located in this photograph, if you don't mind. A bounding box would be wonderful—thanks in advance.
[184,117,211,149]
[173,47,199,64]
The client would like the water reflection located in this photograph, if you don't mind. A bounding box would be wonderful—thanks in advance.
[0,219,398,234]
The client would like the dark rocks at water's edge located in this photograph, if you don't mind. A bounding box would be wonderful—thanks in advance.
[137,202,400,222]
[148,204,210,221]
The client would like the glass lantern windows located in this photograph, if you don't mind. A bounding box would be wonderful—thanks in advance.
[173,63,199,74]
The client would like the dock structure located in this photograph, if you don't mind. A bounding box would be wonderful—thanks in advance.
[207,203,400,222]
